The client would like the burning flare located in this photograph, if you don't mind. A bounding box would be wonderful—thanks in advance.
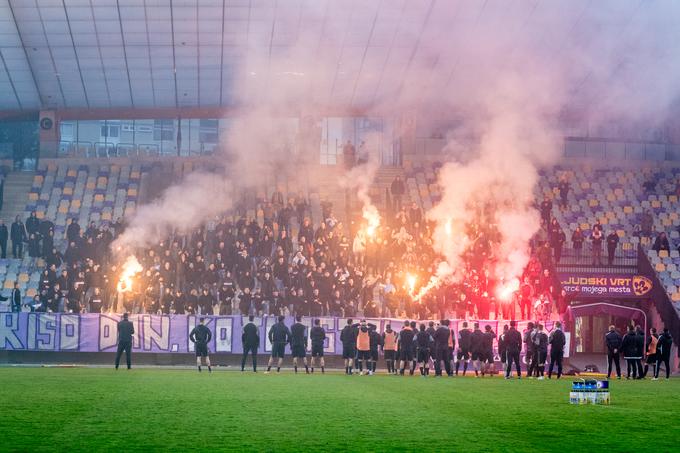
[406,274,417,296]
[363,203,380,238]
[496,278,520,302]
[117,255,143,293]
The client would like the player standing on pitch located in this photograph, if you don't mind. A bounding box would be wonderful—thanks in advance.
[115,313,134,370]
[397,320,415,376]
[455,321,472,376]
[290,315,309,374]
[266,315,291,374]
[382,324,398,374]
[340,318,358,375]
[189,317,213,373]
[309,319,326,373]
[355,320,372,375]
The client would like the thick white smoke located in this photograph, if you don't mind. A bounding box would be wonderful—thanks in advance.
[113,0,680,290]
[339,158,381,236]
[113,171,232,252]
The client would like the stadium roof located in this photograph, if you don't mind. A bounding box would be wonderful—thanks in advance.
[0,0,676,116]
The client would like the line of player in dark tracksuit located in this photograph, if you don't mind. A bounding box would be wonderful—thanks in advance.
[609,324,673,380]
[498,320,565,379]
[250,317,570,378]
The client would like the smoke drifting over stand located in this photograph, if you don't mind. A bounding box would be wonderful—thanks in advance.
[114,1,680,291]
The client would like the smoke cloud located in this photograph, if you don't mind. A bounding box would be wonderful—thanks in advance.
[114,0,680,289]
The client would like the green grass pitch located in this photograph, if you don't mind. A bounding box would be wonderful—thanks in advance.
[0,367,676,452]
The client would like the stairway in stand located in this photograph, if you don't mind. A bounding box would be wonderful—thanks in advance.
[0,171,34,225]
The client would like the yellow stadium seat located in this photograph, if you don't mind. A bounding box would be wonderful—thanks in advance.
[580,223,590,230]
[29,193,38,201]
[651,200,661,208]
[622,242,632,250]
[623,206,633,214]
[36,211,44,219]
[617,230,625,237]
[94,194,104,202]
[26,288,37,297]
[599,217,608,225]
[58,205,68,214]
[655,263,666,272]
[670,212,679,220]
[606,211,616,219]
[47,163,57,172]
[606,193,616,201]
[614,188,624,196]
[71,199,81,208]
[67,169,77,177]
[589,199,599,207]
[102,212,112,221]
[659,250,669,258]
[4,281,13,289]
[669,195,678,203]
[130,171,140,179]
[18,273,29,283]
[34,175,43,185]
[63,187,73,195]
[127,188,137,196]
[672,293,680,302]
[581,182,590,189]
[663,218,672,226]
[641,237,650,246]
[97,176,107,185]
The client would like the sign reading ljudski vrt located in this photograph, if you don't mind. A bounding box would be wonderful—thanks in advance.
[558,273,653,298]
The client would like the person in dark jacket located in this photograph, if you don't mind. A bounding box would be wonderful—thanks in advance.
[397,320,415,376]
[605,325,623,379]
[265,315,291,374]
[241,315,259,372]
[548,321,566,379]
[10,282,21,313]
[621,325,641,379]
[652,232,670,253]
[524,322,537,378]
[115,313,134,370]
[606,231,620,265]
[368,324,382,374]
[635,325,645,378]
[10,216,26,259]
[340,318,358,375]
[309,318,326,373]
[455,321,472,376]
[433,320,452,377]
[498,324,508,372]
[25,211,39,237]
[390,176,405,212]
[504,321,523,379]
[0,219,8,259]
[481,325,496,377]
[290,315,309,374]
[533,324,549,379]
[414,324,434,376]
[469,322,486,377]
[189,318,213,372]
[654,328,673,380]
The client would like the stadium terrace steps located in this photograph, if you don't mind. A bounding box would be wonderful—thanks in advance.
[0,171,35,226]
[371,166,405,211]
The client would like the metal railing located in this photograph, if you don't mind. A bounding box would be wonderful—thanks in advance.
[553,246,638,274]
[564,137,680,161]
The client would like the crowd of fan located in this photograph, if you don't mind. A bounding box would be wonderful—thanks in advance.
[12,169,679,318]
[2,182,575,321]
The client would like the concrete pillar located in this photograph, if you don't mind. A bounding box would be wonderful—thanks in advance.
[38,110,60,158]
